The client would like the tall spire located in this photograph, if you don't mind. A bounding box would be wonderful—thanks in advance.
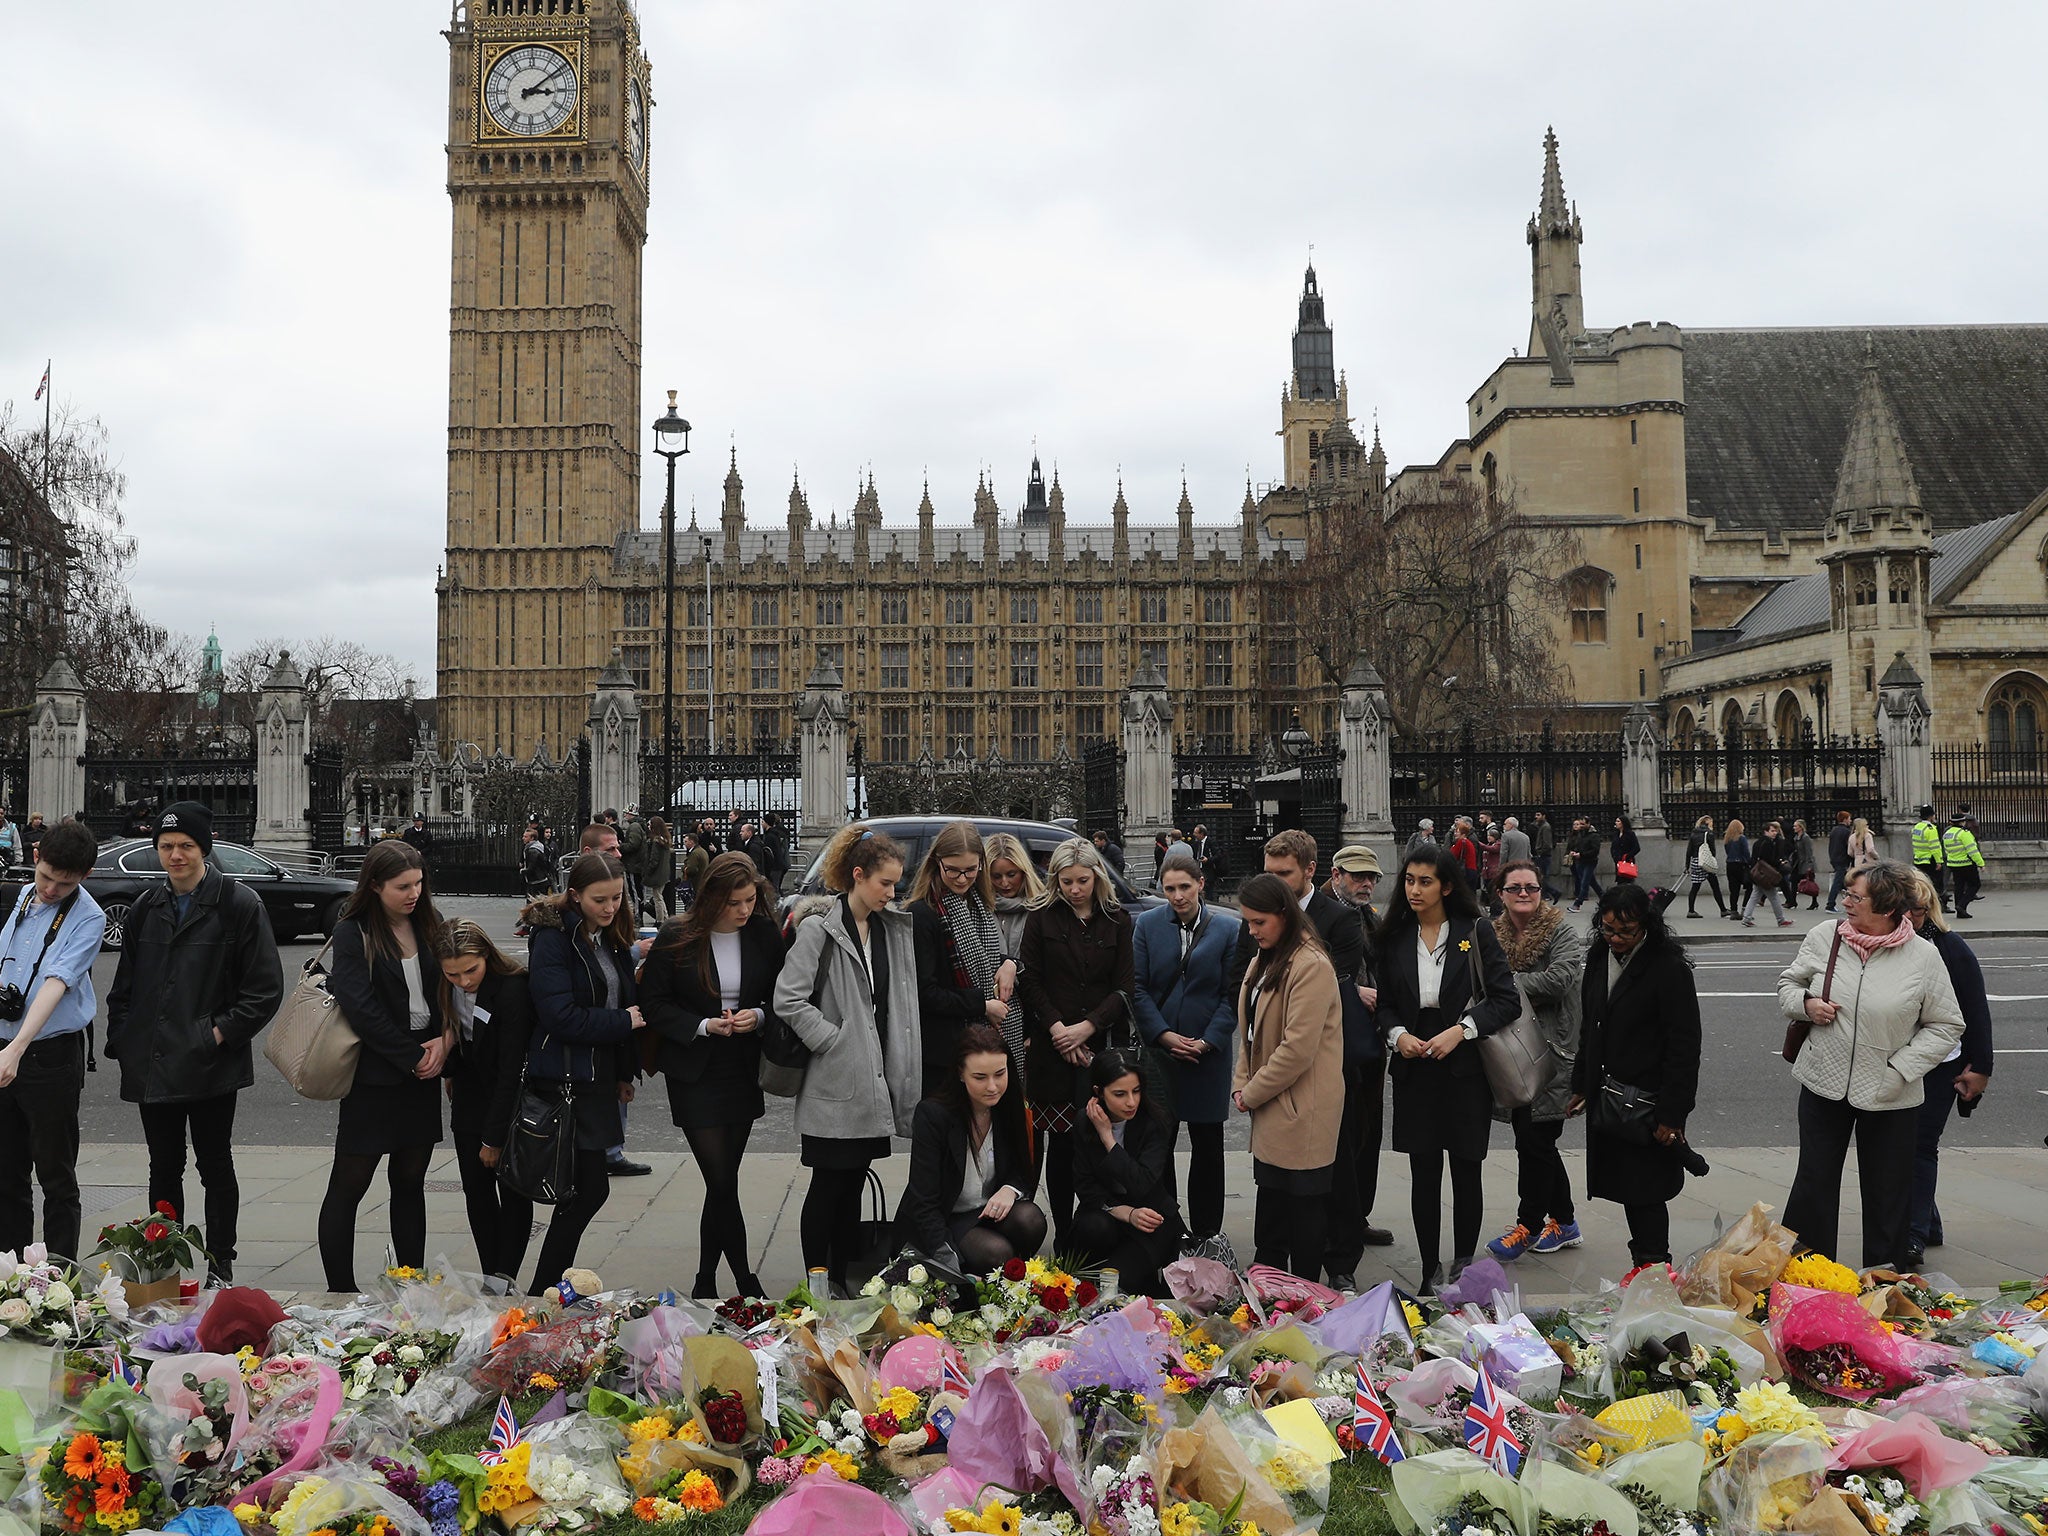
[1527,126,1587,375]
[1535,126,1573,238]
[1021,453,1050,527]
[1291,261,1337,401]
[1831,340,1922,519]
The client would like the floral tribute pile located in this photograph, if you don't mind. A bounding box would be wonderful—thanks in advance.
[11,1207,2048,1534]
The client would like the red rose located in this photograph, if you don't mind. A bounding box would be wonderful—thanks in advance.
[143,1223,169,1243]
[154,1201,177,1217]
[1002,1258,1027,1282]
[1075,1282,1099,1306]
[1041,1287,1070,1313]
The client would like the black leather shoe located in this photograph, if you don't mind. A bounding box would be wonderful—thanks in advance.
[1901,1247,1926,1272]
[607,1156,653,1177]
[691,1272,720,1300]
[1417,1266,1443,1297]
[1362,1225,1395,1247]
[1326,1272,1357,1293]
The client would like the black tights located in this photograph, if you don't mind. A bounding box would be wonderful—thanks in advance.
[1035,1127,1078,1241]
[1686,874,1726,916]
[319,1145,433,1292]
[684,1122,755,1289]
[958,1204,1049,1273]
[801,1164,873,1287]
[529,1150,611,1295]
[1409,1149,1484,1280]
[1173,1122,1226,1239]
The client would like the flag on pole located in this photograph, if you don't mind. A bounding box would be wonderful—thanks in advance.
[478,1395,523,1465]
[939,1351,972,1399]
[1352,1362,1405,1465]
[34,363,49,401]
[1464,1366,1524,1476]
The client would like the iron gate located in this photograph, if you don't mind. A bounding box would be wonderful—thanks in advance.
[307,742,347,851]
[84,751,257,844]
[1933,741,2048,839]
[1392,724,1624,840]
[1080,740,1123,841]
[0,749,25,824]
[1663,728,1883,835]
[645,742,801,834]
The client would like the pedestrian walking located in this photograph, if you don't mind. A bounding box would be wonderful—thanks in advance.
[519,826,553,898]
[1740,818,1794,928]
[1848,817,1879,872]
[909,822,1018,1098]
[896,1023,1045,1275]
[1324,845,1395,1282]
[520,851,649,1294]
[1231,872,1344,1283]
[1942,812,1985,918]
[1566,816,1604,910]
[1405,818,1438,860]
[433,919,535,1288]
[776,825,921,1294]
[0,820,106,1262]
[1449,818,1481,886]
[1900,871,1991,1270]
[983,833,1044,963]
[401,814,435,865]
[1019,837,1135,1246]
[1779,859,1964,1269]
[1530,812,1557,898]
[1486,859,1587,1262]
[1075,1047,1185,1295]
[1684,815,1728,918]
[1790,820,1820,910]
[1611,815,1641,884]
[1090,827,1127,876]
[618,810,648,916]
[1568,883,1704,1278]
[1910,803,1945,911]
[104,803,283,1284]
[680,831,710,911]
[0,810,19,869]
[1500,817,1532,867]
[1723,818,1753,921]
[20,815,44,870]
[1480,824,1505,911]
[1130,852,1239,1250]
[1375,844,1519,1294]
[318,841,450,1292]
[641,851,782,1298]
[644,816,676,922]
[1825,809,1854,912]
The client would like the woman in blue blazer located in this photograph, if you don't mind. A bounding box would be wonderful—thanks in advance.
[1130,852,1240,1243]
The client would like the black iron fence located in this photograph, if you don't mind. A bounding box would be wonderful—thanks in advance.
[0,752,24,822]
[1080,740,1122,842]
[1392,726,1624,840]
[1172,749,1264,873]
[1933,741,2048,839]
[307,742,347,852]
[641,744,800,830]
[1662,730,1884,835]
[865,750,1080,822]
[1295,742,1345,859]
[426,832,532,898]
[84,752,257,844]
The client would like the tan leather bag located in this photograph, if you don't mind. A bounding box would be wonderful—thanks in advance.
[262,937,361,1100]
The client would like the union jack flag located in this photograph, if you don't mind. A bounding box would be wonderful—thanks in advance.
[33,363,48,402]
[1352,1362,1404,1465]
[478,1395,523,1465]
[939,1352,972,1399]
[1981,1307,2032,1331]
[1464,1366,1523,1476]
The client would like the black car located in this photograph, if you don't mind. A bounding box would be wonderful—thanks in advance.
[86,838,357,950]
[784,816,1164,914]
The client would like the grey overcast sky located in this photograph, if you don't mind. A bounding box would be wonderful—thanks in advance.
[5,2,2044,691]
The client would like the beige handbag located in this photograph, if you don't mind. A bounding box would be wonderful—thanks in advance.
[262,937,362,1100]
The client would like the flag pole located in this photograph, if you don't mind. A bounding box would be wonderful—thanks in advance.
[40,360,51,512]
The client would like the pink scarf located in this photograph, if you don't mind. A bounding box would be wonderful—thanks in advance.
[1835,915,1916,962]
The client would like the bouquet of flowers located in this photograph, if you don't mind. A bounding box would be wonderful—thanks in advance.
[960,1258,1100,1344]
[341,1328,463,1403]
[94,1204,206,1288]
[471,1310,616,1398]
[1612,1332,1742,1408]
[39,1430,175,1535]
[0,1245,125,1345]
[1770,1291,1927,1400]
[862,1255,966,1328]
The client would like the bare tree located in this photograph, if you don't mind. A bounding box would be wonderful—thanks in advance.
[1291,475,1578,735]
[225,635,421,774]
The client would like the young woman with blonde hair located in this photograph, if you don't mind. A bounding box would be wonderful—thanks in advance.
[983,832,1044,961]
[908,821,1018,1097]
[433,919,534,1284]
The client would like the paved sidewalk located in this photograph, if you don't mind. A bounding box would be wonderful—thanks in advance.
[1554,882,2047,945]
[67,1142,2048,1302]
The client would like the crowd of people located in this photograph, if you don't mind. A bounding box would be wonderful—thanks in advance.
[0,796,2000,1308]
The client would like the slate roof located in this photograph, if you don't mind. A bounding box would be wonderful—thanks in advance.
[1682,326,2048,534]
[612,522,1295,571]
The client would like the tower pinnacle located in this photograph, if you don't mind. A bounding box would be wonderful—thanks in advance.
[1527,126,1587,375]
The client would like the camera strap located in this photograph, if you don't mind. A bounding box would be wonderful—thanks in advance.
[2,886,86,1064]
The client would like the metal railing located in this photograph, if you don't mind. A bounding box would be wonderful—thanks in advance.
[1933,742,2048,839]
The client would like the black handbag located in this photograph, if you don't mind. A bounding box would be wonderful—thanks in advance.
[499,1058,578,1205]
[847,1168,895,1285]
[758,941,828,1097]
[1591,1073,1659,1146]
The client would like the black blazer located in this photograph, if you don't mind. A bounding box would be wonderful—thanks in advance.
[448,968,535,1144]
[1074,1104,1181,1225]
[640,913,786,1081]
[1375,914,1518,1082]
[894,1097,1038,1258]
[329,914,445,1088]
[1226,885,1367,1003]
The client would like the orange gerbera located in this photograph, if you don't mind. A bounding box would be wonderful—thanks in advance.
[631,1497,660,1522]
[93,1482,130,1520]
[63,1434,102,1480]
[676,1471,724,1513]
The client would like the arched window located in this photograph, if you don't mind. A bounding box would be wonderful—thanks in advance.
[1568,568,1610,644]
[1721,700,1747,744]
[1671,708,1696,751]
[1988,675,2045,766]
[1481,453,1498,504]
[1774,691,1805,746]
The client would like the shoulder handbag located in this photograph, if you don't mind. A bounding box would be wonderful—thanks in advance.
[758,933,830,1098]
[1696,840,1721,875]
[1751,857,1784,890]
[1782,927,1844,1065]
[1468,940,1552,1111]
[262,937,361,1101]
[1591,1073,1660,1145]
[499,1056,577,1205]
[1616,858,1639,879]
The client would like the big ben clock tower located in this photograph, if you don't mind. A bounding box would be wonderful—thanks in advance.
[437,0,651,757]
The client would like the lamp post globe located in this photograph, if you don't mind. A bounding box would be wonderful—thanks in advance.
[652,390,692,822]
[1281,709,1312,760]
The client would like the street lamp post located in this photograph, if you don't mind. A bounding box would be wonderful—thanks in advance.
[652,391,692,821]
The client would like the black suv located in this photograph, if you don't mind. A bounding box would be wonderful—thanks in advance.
[784,816,1159,911]
[86,839,357,950]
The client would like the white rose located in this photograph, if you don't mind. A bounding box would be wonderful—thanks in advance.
[839,1408,863,1431]
[397,1345,425,1365]
[860,1276,885,1297]
[890,1286,921,1315]
[907,1265,929,1286]
[0,1299,30,1327]
[48,1321,71,1340]
[931,1307,953,1327]
[814,1418,833,1438]
[837,1434,864,1456]
[42,1282,73,1308]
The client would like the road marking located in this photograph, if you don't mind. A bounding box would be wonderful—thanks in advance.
[1713,991,2048,1001]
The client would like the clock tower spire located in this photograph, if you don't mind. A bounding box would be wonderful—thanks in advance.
[437,0,652,757]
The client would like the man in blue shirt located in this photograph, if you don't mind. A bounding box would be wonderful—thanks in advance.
[0,819,107,1262]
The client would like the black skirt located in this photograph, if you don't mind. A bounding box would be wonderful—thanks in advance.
[1388,1006,1494,1162]
[665,1036,765,1129]
[336,1076,443,1157]
[801,1134,892,1169]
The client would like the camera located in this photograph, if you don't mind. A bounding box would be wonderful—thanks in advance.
[0,985,21,1023]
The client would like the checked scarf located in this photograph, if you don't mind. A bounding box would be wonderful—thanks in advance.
[943,890,1015,1055]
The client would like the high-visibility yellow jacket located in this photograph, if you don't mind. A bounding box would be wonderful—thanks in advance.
[1912,819,1943,864]
[1941,824,1984,869]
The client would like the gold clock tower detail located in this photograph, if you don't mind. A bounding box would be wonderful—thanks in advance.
[437,0,651,757]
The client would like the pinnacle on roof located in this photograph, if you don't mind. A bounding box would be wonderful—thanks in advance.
[1879,650,1925,691]
[1111,476,1129,519]
[1242,474,1257,516]
[1369,419,1386,464]
[1536,125,1573,236]
[1176,474,1193,519]
[1830,340,1923,518]
[723,444,742,490]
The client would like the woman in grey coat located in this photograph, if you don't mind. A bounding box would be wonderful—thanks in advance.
[774,824,922,1292]
[1486,859,1587,1262]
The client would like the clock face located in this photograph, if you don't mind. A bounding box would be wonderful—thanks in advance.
[625,77,646,170]
[483,44,579,137]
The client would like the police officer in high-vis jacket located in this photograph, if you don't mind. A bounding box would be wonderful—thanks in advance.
[1911,804,1946,911]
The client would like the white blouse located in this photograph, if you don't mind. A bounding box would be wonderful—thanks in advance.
[1416,926,1450,1008]
[698,928,748,1034]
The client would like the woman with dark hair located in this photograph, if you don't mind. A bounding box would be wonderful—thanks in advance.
[776,824,922,1293]
[520,851,649,1294]
[908,821,1018,1097]
[319,841,450,1292]
[896,1023,1045,1274]
[1019,837,1136,1247]
[1375,845,1519,1293]
[1230,872,1344,1282]
[434,919,534,1286]
[1684,816,1728,919]
[1741,818,1794,928]
[1568,884,1704,1279]
[1611,816,1642,884]
[1074,1047,1184,1295]
[1777,860,1963,1268]
[641,850,782,1299]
